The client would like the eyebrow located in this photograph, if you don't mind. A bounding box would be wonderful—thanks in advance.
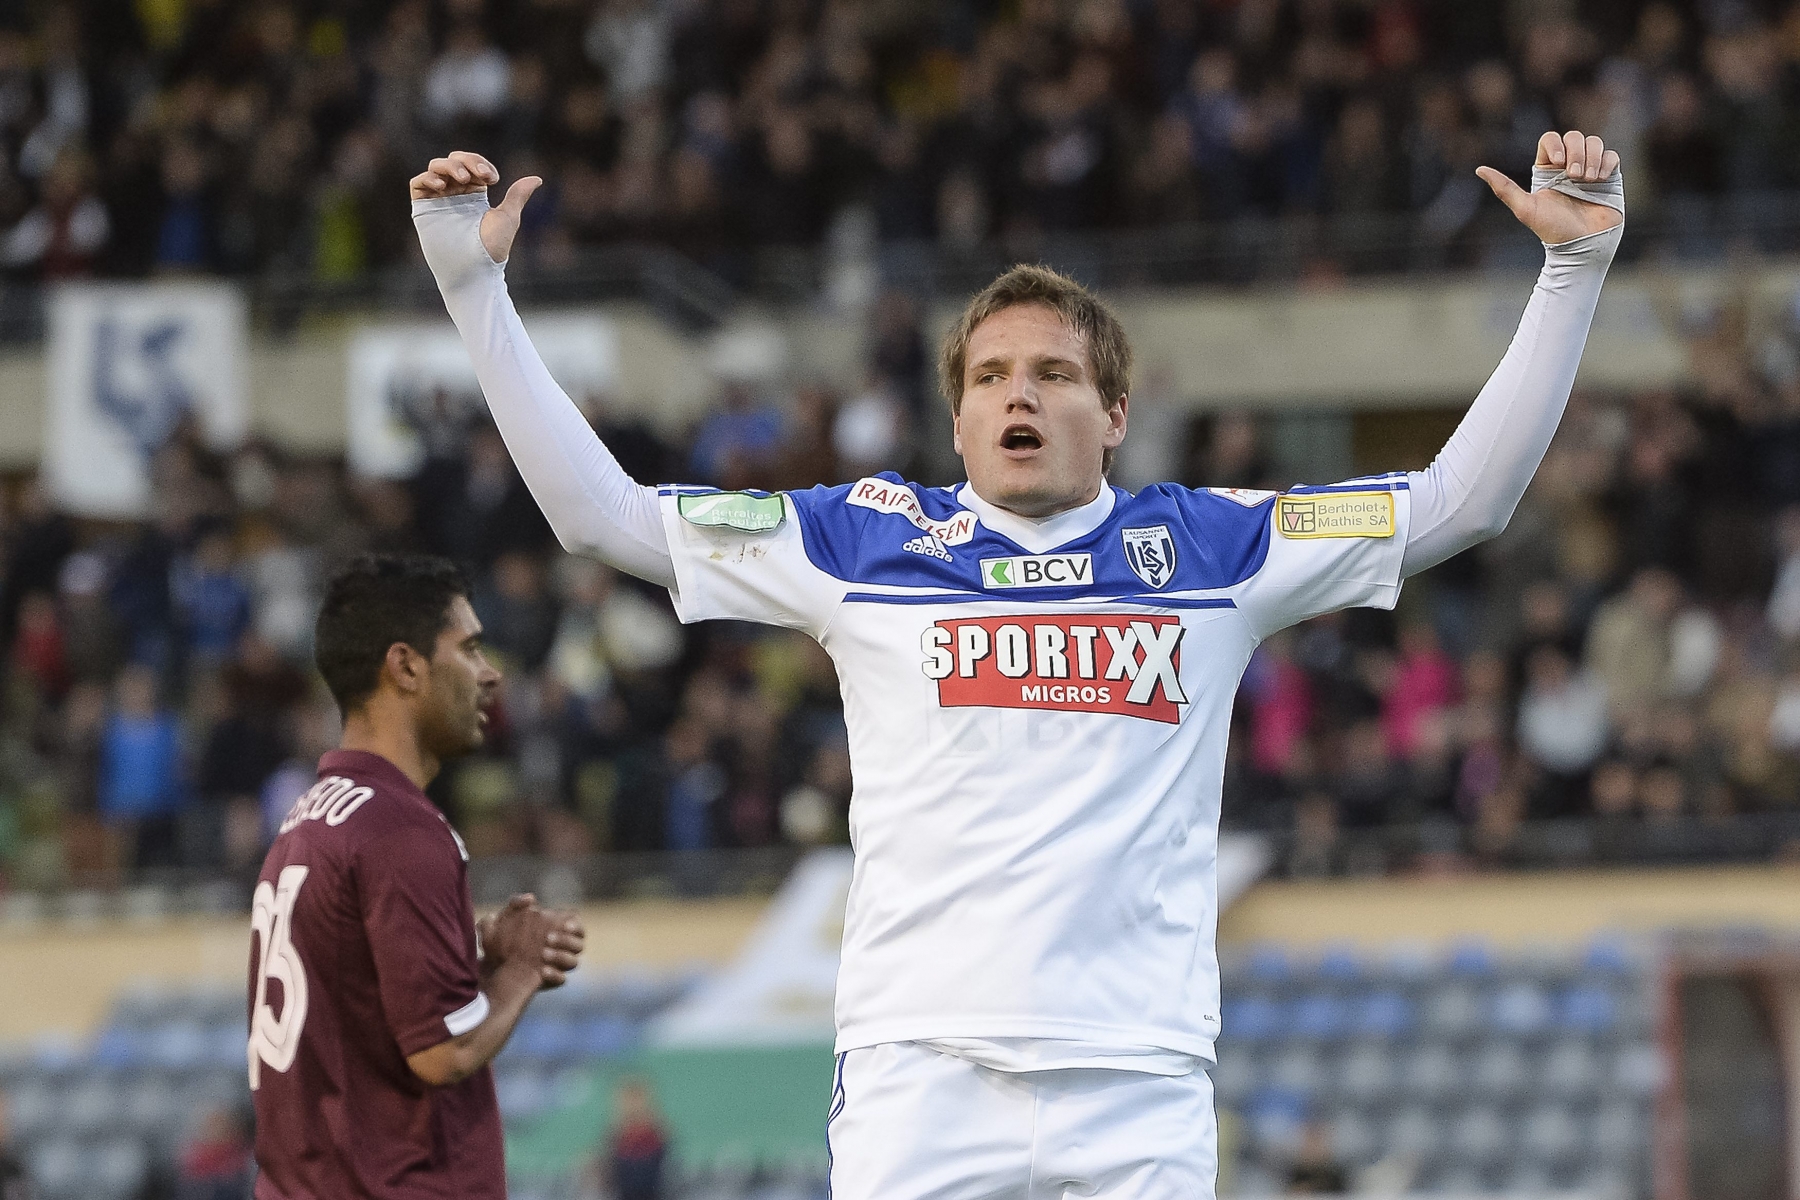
[971,354,1085,375]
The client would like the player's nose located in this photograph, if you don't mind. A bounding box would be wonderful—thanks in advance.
[1003,376,1040,411]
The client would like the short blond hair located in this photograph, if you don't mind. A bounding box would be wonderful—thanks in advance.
[938,264,1132,476]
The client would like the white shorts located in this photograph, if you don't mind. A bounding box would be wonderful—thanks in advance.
[826,1042,1218,1200]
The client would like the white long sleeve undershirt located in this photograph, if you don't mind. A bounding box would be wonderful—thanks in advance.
[413,168,1621,597]
[413,193,677,589]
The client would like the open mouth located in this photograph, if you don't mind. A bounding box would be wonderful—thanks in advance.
[1000,425,1043,452]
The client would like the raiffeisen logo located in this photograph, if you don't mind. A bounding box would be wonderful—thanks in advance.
[846,477,977,545]
[919,614,1187,723]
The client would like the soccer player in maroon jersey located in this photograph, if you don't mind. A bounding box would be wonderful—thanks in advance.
[249,554,586,1198]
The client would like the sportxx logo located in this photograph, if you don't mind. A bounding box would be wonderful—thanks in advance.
[920,614,1187,723]
[980,553,1092,589]
[847,477,977,545]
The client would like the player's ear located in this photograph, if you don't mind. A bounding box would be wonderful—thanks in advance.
[1104,394,1128,447]
[951,409,964,457]
[383,641,427,696]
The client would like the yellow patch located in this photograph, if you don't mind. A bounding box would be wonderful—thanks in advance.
[1275,491,1396,539]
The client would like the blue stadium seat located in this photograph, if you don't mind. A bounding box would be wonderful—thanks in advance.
[1242,1087,1309,1160]
[1541,1038,1603,1100]
[1399,1043,1461,1102]
[1208,1049,1258,1108]
[494,1065,553,1122]
[1591,1101,1649,1163]
[1610,1042,1665,1098]
[1332,1041,1400,1107]
[89,1028,147,1070]
[1446,941,1498,977]
[60,1074,124,1135]
[1421,983,1484,1040]
[504,1016,581,1062]
[1325,1108,1381,1166]
[574,1014,639,1059]
[1489,981,1554,1036]
[1519,1102,1582,1167]
[1288,993,1350,1041]
[1556,983,1618,1034]
[1219,994,1282,1044]
[1265,1046,1326,1098]
[1468,1041,1530,1102]
[1447,1103,1510,1166]
[1382,1105,1445,1163]
[1314,944,1362,983]
[1349,989,1415,1040]
[5,1079,56,1146]
[1243,943,1292,986]
[144,1019,209,1069]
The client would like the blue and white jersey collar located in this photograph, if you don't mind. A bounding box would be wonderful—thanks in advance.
[957,482,1117,555]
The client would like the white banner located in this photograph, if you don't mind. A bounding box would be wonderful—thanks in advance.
[344,314,619,479]
[44,283,248,518]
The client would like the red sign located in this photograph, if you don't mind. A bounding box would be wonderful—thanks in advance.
[919,614,1187,723]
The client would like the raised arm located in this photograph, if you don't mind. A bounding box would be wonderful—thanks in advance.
[1401,130,1626,577]
[410,152,675,589]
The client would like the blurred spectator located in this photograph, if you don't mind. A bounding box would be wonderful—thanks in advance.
[689,383,785,485]
[175,1105,253,1200]
[604,1077,669,1200]
[0,0,1791,285]
[1285,1120,1348,1192]
[0,1088,28,1200]
[1586,567,1682,717]
[1382,623,1460,760]
[173,528,252,668]
[1517,644,1610,813]
[98,664,188,868]
[0,146,106,278]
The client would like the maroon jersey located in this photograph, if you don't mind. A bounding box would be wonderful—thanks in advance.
[249,749,505,1199]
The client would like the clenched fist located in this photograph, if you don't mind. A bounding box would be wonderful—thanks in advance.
[410,150,541,264]
[1477,130,1624,246]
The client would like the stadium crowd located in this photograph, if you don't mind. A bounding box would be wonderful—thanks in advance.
[3,283,1800,886]
[1,0,1800,283]
[0,0,1796,889]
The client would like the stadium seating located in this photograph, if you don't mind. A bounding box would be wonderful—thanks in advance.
[1,969,709,1200]
[1214,937,1658,1197]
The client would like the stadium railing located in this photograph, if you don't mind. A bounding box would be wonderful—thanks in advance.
[1,189,1795,346]
[7,813,1800,913]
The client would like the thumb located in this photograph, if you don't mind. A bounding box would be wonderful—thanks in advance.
[1475,165,1529,214]
[496,176,543,218]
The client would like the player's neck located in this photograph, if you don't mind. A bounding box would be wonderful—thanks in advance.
[339,705,441,791]
[968,480,1106,523]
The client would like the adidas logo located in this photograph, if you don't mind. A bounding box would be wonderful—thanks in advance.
[902,535,954,561]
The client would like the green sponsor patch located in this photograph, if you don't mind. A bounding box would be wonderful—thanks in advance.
[677,491,785,533]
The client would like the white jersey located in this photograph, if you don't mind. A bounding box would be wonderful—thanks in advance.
[661,471,1411,1062]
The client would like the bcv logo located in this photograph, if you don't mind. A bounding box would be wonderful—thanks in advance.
[980,553,1092,589]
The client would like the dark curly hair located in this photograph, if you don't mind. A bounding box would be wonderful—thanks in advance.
[314,554,470,715]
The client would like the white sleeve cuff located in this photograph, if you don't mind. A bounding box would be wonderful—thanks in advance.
[444,992,490,1037]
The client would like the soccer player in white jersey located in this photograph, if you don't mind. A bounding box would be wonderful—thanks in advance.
[410,129,1625,1197]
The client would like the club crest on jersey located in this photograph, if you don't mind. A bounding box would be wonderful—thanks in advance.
[1121,525,1178,590]
[847,477,977,545]
[902,534,954,561]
